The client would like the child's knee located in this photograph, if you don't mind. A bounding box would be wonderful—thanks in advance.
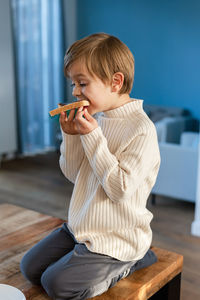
[41,269,64,299]
[20,251,41,285]
[41,269,94,300]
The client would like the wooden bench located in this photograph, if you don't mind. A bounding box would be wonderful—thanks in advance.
[0,204,183,300]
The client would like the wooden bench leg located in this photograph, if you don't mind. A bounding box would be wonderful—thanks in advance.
[149,273,182,300]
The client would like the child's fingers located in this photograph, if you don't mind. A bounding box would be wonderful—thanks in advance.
[68,109,76,121]
[83,108,92,121]
[75,107,85,124]
[77,106,83,112]
[76,106,84,119]
[59,109,75,124]
[59,111,66,124]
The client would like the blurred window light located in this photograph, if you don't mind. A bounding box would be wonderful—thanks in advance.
[11,0,65,154]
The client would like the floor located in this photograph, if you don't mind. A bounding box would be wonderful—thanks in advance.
[0,151,199,300]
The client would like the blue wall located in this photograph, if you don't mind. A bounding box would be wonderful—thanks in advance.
[77,0,200,119]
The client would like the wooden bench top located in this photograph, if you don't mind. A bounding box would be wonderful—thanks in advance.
[0,204,183,300]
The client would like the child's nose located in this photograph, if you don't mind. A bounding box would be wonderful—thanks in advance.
[72,85,81,97]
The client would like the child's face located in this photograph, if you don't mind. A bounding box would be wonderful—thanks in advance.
[68,60,116,116]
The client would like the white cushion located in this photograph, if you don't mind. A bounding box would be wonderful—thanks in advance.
[180,132,199,148]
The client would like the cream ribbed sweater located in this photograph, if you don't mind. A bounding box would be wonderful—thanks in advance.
[59,99,161,261]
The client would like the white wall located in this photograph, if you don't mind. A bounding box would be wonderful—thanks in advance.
[0,0,17,156]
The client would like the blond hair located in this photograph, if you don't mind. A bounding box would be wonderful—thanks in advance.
[64,33,135,94]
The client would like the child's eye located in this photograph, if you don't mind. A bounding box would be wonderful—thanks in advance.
[70,82,87,88]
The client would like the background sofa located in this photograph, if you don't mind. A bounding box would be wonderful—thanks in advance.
[143,104,199,203]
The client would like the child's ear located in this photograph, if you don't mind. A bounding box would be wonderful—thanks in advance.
[111,72,124,93]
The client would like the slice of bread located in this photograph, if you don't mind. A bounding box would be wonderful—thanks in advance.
[49,100,90,117]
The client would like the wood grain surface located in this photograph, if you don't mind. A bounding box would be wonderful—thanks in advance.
[0,203,183,300]
[0,204,63,299]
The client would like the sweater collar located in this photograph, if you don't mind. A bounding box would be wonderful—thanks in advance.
[103,99,144,118]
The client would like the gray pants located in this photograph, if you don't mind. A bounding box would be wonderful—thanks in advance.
[20,223,157,300]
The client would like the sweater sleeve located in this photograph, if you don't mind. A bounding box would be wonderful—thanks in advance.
[80,126,160,203]
[59,130,85,184]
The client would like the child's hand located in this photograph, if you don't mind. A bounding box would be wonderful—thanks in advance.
[59,109,79,135]
[59,107,98,135]
[75,107,98,135]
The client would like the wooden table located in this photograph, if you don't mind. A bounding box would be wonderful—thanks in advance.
[0,203,62,299]
[0,204,183,300]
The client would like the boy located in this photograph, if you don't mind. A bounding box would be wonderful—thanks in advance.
[20,33,161,300]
